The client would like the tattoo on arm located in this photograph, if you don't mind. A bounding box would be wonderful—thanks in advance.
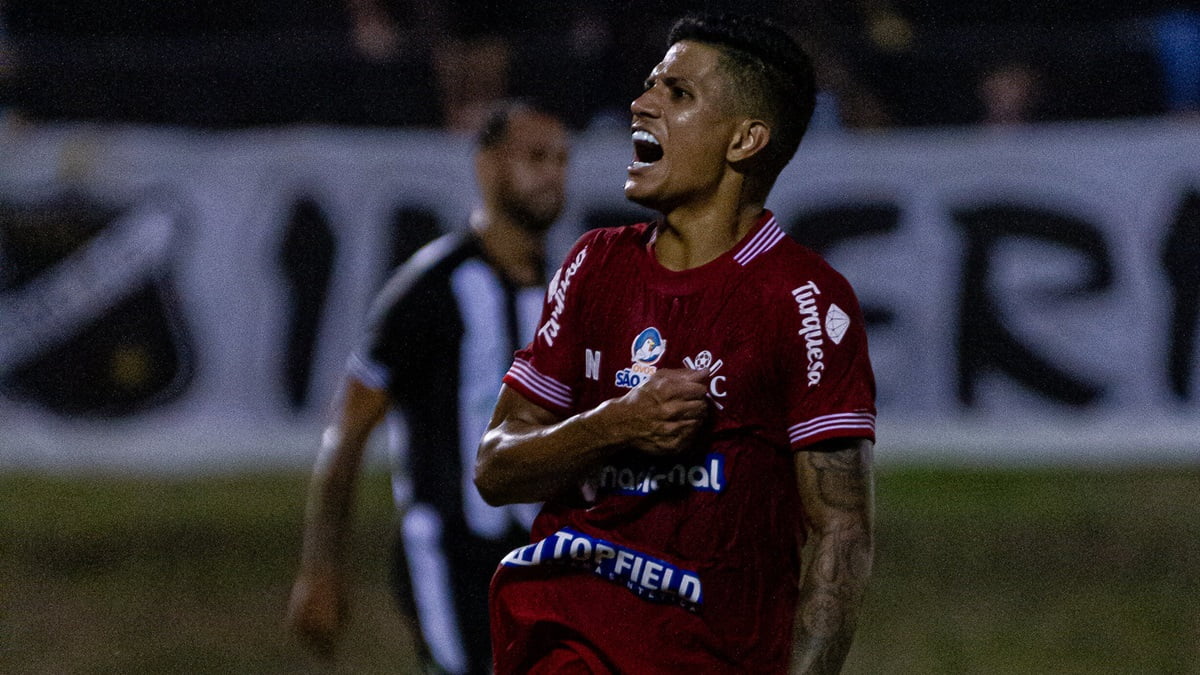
[809,448,869,510]
[792,444,874,675]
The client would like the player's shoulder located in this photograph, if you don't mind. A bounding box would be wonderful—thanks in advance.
[763,235,866,360]
[570,221,653,254]
[396,229,477,281]
[556,221,654,278]
[763,233,858,299]
[369,230,477,317]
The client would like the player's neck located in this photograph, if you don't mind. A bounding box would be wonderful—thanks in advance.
[471,209,544,287]
[654,200,764,271]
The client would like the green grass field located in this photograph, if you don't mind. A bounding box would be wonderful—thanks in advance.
[2,466,1198,674]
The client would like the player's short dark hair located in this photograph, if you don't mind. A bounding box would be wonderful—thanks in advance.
[476,99,554,151]
[667,13,816,179]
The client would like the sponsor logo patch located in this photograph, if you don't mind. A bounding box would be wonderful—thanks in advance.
[598,453,726,495]
[826,303,850,345]
[616,326,665,388]
[792,281,826,387]
[501,527,703,609]
[538,247,588,347]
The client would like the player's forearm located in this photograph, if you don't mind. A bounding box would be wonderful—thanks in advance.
[790,523,873,674]
[791,442,875,674]
[300,427,369,569]
[474,397,629,505]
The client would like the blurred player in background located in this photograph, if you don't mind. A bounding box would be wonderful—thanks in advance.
[475,13,875,674]
[286,100,570,674]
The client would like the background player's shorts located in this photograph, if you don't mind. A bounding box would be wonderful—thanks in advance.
[390,506,529,675]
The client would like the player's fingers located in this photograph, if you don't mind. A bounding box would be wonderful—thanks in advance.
[654,371,710,401]
[667,398,709,420]
[649,367,707,384]
[652,419,705,452]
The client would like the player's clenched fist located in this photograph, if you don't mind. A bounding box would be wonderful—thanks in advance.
[611,367,711,455]
[285,568,345,658]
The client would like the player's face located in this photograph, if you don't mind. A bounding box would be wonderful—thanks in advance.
[493,112,570,233]
[625,41,741,211]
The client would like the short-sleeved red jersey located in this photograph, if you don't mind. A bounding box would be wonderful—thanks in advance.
[494,211,876,673]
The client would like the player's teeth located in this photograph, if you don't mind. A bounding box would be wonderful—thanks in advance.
[632,130,660,146]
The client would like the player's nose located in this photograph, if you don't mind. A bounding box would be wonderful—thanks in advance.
[631,89,660,118]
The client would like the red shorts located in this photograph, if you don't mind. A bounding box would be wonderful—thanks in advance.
[523,639,614,675]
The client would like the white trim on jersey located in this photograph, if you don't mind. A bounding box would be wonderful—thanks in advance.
[453,260,533,540]
[789,411,876,445]
[507,358,573,409]
[346,351,389,390]
[733,216,784,266]
[402,504,469,675]
[452,261,508,540]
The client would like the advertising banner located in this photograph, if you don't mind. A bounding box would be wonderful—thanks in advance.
[1,120,1197,470]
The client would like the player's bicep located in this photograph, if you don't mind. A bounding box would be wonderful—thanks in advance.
[486,383,565,433]
[336,377,390,437]
[476,384,568,504]
[795,438,875,535]
[321,374,386,458]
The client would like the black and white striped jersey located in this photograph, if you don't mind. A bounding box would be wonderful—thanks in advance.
[349,229,542,675]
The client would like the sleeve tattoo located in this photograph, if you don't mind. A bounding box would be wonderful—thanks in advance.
[792,443,875,674]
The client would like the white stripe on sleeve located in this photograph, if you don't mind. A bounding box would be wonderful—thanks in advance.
[346,351,390,390]
[789,411,876,444]
[505,358,573,409]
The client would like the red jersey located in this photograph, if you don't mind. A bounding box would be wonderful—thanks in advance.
[494,211,876,673]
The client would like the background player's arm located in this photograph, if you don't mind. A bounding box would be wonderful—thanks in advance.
[286,377,389,656]
[790,437,875,675]
[475,368,710,505]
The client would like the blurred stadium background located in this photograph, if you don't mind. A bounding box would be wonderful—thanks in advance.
[1,1,1198,673]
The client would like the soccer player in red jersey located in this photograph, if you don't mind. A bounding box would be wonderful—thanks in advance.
[475,13,876,675]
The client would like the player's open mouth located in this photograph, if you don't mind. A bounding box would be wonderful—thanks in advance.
[631,129,663,169]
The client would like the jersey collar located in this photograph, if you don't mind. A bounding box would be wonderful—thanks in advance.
[641,210,783,293]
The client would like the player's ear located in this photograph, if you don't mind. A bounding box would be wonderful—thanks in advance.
[726,119,771,164]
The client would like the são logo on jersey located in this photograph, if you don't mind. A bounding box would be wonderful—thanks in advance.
[616,327,665,388]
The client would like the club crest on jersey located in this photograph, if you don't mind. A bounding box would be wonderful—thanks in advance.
[683,349,727,410]
[616,327,665,388]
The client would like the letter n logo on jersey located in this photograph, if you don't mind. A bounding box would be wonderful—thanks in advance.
[585,349,602,381]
